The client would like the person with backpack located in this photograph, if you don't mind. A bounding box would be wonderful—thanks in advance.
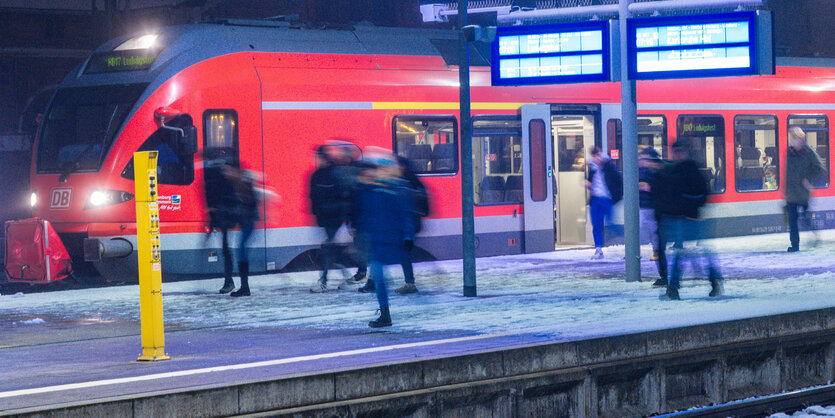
[655,140,723,301]
[203,148,258,297]
[586,146,623,260]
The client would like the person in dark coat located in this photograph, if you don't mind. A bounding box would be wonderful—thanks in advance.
[639,147,663,259]
[586,146,622,259]
[352,149,416,328]
[785,127,824,252]
[356,155,427,294]
[203,148,258,297]
[656,140,723,301]
[308,145,351,292]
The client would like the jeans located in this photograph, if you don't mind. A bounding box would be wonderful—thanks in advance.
[660,216,721,289]
[320,224,340,280]
[590,196,613,248]
[355,232,415,284]
[640,208,659,250]
[787,202,811,249]
[220,220,254,278]
[370,261,389,309]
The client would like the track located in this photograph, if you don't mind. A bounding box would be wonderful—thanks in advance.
[655,384,835,417]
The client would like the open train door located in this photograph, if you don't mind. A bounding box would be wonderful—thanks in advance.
[520,104,555,253]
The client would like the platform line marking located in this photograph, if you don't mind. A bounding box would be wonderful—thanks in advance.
[0,330,535,400]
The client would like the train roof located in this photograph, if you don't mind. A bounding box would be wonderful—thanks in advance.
[59,22,461,89]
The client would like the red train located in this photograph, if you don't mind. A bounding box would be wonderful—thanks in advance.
[24,21,835,280]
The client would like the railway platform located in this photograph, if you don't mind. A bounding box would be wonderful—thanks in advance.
[2,230,835,416]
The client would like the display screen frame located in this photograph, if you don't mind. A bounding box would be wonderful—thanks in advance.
[491,21,611,86]
[627,11,758,80]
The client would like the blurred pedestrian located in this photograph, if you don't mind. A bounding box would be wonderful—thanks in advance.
[352,148,416,327]
[585,146,622,260]
[656,140,723,300]
[785,127,824,252]
[308,144,352,292]
[203,148,258,297]
[639,147,663,259]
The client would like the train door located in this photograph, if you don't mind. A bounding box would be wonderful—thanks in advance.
[551,104,600,245]
[520,104,555,253]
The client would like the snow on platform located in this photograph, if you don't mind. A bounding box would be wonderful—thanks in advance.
[2,230,835,342]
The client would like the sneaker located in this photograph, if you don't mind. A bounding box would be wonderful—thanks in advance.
[652,278,667,287]
[590,248,604,260]
[310,279,328,293]
[660,286,680,300]
[787,246,799,253]
[395,283,418,294]
[345,272,366,285]
[709,280,724,297]
[650,251,659,261]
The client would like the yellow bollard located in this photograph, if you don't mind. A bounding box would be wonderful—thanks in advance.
[134,151,169,361]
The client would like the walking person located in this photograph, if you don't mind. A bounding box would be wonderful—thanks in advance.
[639,147,669,286]
[352,149,416,327]
[308,144,351,292]
[203,148,258,297]
[356,156,428,295]
[586,146,622,260]
[785,127,824,252]
[656,141,723,300]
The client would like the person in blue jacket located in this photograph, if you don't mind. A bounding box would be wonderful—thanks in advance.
[352,148,416,328]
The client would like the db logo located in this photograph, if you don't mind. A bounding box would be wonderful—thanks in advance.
[50,188,72,209]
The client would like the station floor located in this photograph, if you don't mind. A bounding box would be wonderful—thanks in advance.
[2,230,835,412]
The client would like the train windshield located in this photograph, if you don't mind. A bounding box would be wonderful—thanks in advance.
[37,84,147,174]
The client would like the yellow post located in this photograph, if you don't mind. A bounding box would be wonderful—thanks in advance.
[134,151,169,361]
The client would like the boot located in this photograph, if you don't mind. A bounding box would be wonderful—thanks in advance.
[661,286,680,301]
[231,262,250,297]
[358,278,376,293]
[218,277,235,294]
[368,307,392,328]
[652,278,667,287]
[650,250,659,261]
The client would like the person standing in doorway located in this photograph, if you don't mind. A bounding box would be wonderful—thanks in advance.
[785,127,824,252]
[586,146,622,260]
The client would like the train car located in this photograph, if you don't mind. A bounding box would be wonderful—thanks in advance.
[25,20,835,280]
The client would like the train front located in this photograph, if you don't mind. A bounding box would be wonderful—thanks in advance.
[26,30,199,281]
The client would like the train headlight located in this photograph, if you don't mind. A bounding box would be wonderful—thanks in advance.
[29,191,38,208]
[84,189,134,210]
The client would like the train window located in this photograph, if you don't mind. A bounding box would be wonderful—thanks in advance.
[789,115,829,188]
[529,119,547,202]
[37,84,148,174]
[472,116,523,205]
[734,115,778,192]
[393,116,458,176]
[606,116,667,172]
[677,115,725,194]
[121,113,196,185]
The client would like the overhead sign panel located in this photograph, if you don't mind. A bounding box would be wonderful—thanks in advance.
[492,22,611,86]
[628,11,773,80]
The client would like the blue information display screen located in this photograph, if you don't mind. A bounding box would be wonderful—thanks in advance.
[628,12,758,80]
[492,22,610,86]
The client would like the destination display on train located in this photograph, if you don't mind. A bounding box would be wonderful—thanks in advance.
[491,22,610,86]
[84,50,158,74]
[628,12,763,80]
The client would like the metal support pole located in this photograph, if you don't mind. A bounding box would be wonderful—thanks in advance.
[620,0,641,282]
[459,0,477,297]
